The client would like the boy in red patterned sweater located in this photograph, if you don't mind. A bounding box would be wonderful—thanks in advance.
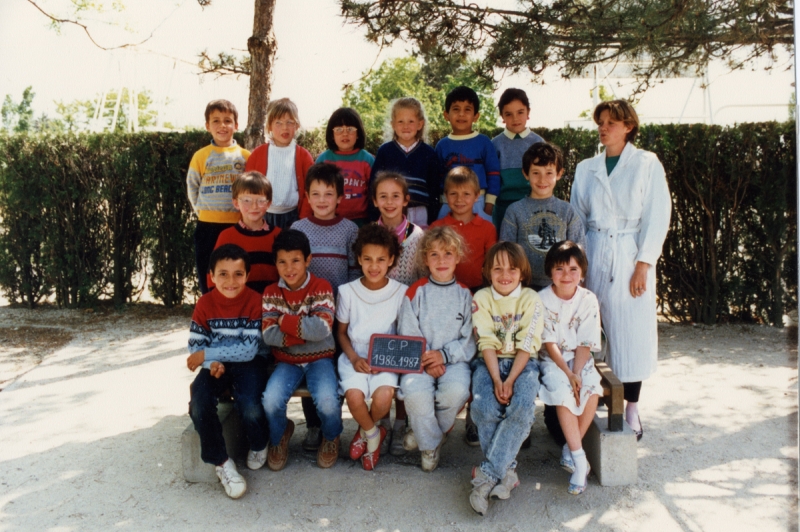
[260,229,342,470]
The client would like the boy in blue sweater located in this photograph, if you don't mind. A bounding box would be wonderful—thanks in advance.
[435,86,500,223]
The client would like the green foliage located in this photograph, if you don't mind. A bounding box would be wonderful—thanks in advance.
[0,123,795,324]
[2,87,36,133]
[342,57,498,140]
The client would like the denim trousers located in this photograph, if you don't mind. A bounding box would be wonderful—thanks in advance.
[400,362,471,451]
[471,357,540,482]
[262,358,343,445]
[189,356,270,465]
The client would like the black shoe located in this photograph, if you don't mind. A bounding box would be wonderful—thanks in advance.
[465,421,480,447]
[521,434,532,449]
[634,416,643,442]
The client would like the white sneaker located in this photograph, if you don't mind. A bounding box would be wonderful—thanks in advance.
[215,459,246,499]
[469,466,497,516]
[247,448,267,470]
[490,468,520,499]
[403,428,418,451]
[421,437,445,472]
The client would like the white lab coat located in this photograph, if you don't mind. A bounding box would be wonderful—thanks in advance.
[570,142,671,382]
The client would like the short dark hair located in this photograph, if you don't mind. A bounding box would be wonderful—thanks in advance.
[232,171,272,200]
[305,162,344,197]
[273,229,311,260]
[209,244,250,274]
[483,241,532,286]
[544,240,588,279]
[325,107,366,151]
[593,99,640,143]
[205,99,238,123]
[497,88,530,113]
[522,142,564,173]
[445,86,480,114]
[353,223,400,271]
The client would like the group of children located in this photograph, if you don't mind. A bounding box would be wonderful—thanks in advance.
[185,86,604,515]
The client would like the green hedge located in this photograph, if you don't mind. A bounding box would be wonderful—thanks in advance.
[0,123,795,325]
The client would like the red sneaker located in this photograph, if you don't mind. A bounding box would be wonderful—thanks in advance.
[361,426,387,471]
[349,429,367,460]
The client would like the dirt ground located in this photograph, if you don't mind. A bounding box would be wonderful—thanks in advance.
[0,304,796,531]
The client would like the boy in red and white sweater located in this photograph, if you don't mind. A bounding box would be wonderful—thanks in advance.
[260,229,342,470]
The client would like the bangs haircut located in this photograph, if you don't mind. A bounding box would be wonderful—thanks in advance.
[232,170,272,201]
[353,223,400,271]
[266,97,300,130]
[544,240,588,279]
[325,107,366,151]
[593,99,640,143]
[497,88,530,113]
[415,226,467,276]
[371,171,409,199]
[387,97,428,143]
[305,162,344,197]
[522,142,564,173]
[483,241,532,286]
[205,99,238,123]
[445,85,480,113]
[273,229,312,260]
[209,243,250,274]
[444,166,480,194]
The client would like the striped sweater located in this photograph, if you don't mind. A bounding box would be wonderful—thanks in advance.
[186,142,250,223]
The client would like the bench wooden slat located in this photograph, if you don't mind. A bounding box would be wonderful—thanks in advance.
[596,361,624,432]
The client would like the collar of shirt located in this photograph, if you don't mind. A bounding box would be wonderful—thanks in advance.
[503,128,531,140]
[278,272,311,291]
[377,216,410,244]
[491,283,522,300]
[429,276,456,287]
[447,131,480,141]
[238,219,269,232]
[397,140,418,153]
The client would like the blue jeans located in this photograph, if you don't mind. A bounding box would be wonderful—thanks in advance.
[262,358,343,445]
[438,194,493,223]
[471,357,540,482]
[189,356,270,465]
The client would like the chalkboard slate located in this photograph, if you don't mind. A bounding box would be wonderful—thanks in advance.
[368,334,425,374]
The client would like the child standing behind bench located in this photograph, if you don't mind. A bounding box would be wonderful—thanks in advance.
[261,230,342,471]
[245,98,314,228]
[186,100,250,293]
[538,241,602,495]
[397,226,475,472]
[186,244,269,499]
[469,242,545,516]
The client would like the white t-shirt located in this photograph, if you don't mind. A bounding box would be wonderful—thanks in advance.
[336,278,408,359]
[266,140,299,214]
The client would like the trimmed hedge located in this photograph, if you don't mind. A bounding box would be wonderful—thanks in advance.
[0,123,795,325]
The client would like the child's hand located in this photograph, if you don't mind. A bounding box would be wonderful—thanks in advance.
[352,357,371,374]
[493,379,511,405]
[500,380,514,404]
[209,361,225,379]
[421,350,444,369]
[425,363,446,378]
[568,372,582,406]
[484,203,494,216]
[187,351,205,372]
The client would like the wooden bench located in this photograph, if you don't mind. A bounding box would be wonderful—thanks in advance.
[596,361,624,431]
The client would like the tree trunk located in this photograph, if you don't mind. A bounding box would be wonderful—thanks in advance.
[244,0,277,150]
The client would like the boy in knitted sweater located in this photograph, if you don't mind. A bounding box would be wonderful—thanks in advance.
[261,230,342,470]
[187,244,270,499]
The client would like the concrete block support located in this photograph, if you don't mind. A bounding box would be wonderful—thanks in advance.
[181,401,248,483]
[583,410,638,486]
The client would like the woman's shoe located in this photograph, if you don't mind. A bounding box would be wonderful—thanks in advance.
[634,416,643,442]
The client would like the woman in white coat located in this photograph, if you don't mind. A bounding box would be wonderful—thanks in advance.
[570,100,671,441]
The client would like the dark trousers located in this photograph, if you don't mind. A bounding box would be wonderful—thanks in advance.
[194,221,235,294]
[189,357,270,466]
[623,381,642,402]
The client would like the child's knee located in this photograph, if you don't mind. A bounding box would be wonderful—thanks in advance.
[402,390,434,416]
[437,382,470,409]
[371,386,394,406]
[345,389,366,406]
[261,387,286,414]
[315,393,342,418]
[237,398,266,423]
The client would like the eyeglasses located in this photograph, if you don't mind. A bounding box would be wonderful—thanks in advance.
[333,126,357,134]
[238,198,269,207]
[273,120,297,129]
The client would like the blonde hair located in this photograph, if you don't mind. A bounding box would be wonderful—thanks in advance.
[443,166,481,194]
[593,99,639,143]
[415,226,467,275]
[384,97,428,143]
[266,98,300,133]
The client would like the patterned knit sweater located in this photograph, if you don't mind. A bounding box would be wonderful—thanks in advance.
[315,149,375,221]
[386,222,424,287]
[371,140,441,221]
[435,133,501,203]
[290,216,360,297]
[472,284,545,359]
[188,286,265,370]
[210,222,281,295]
[186,142,250,223]
[261,273,336,364]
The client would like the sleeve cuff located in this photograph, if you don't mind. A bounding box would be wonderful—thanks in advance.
[485,194,497,205]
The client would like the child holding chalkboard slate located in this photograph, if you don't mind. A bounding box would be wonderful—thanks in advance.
[336,224,407,470]
[397,226,475,472]
[468,241,545,516]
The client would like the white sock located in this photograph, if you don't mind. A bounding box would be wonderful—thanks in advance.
[570,448,588,486]
[626,402,641,430]
[562,443,571,462]
[364,426,380,453]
